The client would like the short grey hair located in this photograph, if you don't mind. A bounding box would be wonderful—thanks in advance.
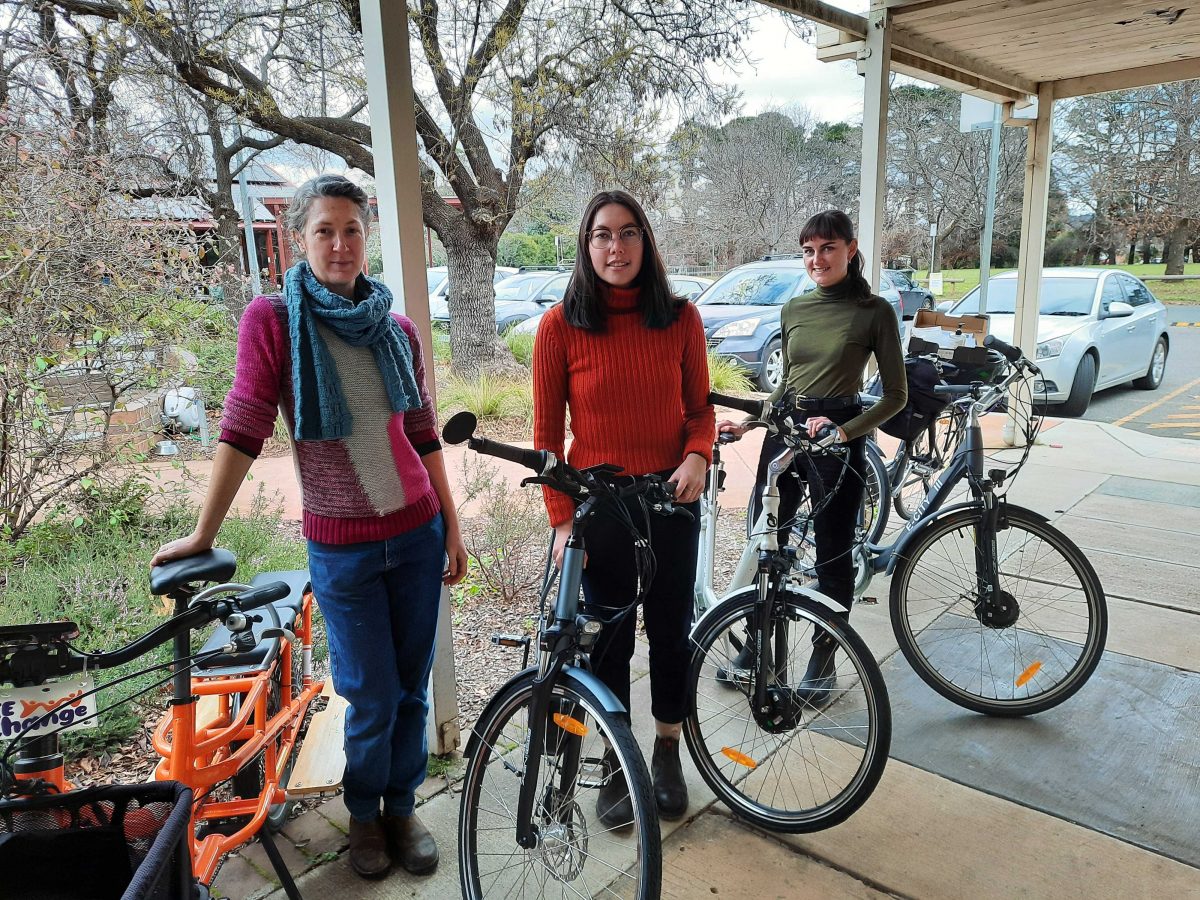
[285,174,371,235]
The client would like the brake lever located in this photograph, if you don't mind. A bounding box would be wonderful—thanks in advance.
[262,626,298,643]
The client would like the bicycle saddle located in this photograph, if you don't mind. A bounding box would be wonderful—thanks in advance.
[150,549,238,596]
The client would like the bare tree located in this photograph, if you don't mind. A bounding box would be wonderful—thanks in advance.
[37,0,755,374]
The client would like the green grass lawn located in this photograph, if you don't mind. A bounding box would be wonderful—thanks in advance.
[912,264,1200,304]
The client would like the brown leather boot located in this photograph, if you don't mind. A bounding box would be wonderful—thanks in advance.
[347,815,391,879]
[384,812,439,875]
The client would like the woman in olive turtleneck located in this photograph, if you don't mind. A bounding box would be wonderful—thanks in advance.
[718,210,907,704]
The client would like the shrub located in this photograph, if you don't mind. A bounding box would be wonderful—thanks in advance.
[708,352,754,393]
[503,330,536,368]
[455,455,549,604]
[439,374,532,423]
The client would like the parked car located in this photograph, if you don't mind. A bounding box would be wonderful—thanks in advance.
[947,268,1169,416]
[698,257,904,392]
[885,268,935,317]
[510,274,717,335]
[432,269,570,333]
[427,264,518,312]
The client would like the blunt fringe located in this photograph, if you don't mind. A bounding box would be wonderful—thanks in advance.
[562,190,683,331]
[799,210,874,305]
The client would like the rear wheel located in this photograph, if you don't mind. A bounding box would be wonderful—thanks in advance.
[1133,337,1167,390]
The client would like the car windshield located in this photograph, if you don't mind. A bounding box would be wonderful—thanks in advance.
[697,269,813,306]
[952,277,1096,316]
[495,273,553,301]
[426,269,447,293]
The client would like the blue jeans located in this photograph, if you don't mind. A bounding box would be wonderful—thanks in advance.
[307,513,445,822]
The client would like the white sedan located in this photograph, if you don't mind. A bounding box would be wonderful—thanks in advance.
[949,268,1169,416]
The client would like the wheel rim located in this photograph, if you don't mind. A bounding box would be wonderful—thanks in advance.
[460,683,655,898]
[685,595,888,828]
[763,348,783,389]
[894,511,1105,712]
[1151,341,1166,382]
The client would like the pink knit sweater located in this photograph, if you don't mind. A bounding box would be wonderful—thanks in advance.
[219,294,441,544]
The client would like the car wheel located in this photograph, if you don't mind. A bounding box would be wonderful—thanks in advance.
[1132,336,1168,390]
[1057,353,1096,417]
[758,339,783,393]
[498,316,527,335]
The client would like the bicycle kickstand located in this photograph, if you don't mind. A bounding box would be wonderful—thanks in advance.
[257,828,303,900]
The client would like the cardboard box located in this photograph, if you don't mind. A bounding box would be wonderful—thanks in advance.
[909,308,989,352]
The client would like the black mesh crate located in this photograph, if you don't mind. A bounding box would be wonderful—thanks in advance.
[0,781,195,900]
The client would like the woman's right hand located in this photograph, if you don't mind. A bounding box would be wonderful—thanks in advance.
[151,531,214,567]
[551,522,578,570]
[717,418,750,439]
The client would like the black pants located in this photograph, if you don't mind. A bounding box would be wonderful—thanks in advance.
[749,408,866,613]
[580,487,701,726]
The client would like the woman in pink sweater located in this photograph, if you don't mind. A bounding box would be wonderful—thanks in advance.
[152,175,465,881]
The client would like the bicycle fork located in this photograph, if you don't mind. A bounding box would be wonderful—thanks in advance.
[972,491,1019,628]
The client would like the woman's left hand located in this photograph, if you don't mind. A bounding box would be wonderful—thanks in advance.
[443,525,469,586]
[804,415,848,443]
[668,453,707,504]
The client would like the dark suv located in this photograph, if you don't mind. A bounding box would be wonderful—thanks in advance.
[697,257,903,392]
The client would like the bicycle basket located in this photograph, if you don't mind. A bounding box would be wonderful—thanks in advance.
[908,337,1008,386]
[0,781,194,900]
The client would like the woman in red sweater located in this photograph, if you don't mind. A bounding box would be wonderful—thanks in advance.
[533,190,715,827]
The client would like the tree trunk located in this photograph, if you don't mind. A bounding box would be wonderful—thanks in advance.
[1165,219,1191,275]
[443,231,522,377]
[1140,240,1153,265]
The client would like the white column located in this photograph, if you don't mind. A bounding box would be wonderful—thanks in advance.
[1005,81,1054,446]
[858,3,892,289]
[361,0,461,755]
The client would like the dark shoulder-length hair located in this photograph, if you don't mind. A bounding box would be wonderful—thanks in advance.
[562,190,683,331]
[799,210,874,307]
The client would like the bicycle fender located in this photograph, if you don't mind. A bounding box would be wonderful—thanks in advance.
[462,665,628,760]
[884,500,1049,574]
[691,582,844,639]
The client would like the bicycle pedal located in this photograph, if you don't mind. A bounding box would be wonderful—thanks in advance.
[491,633,530,649]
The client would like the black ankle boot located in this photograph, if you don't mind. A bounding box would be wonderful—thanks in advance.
[652,736,688,820]
[596,749,633,830]
[716,633,755,687]
[795,636,839,709]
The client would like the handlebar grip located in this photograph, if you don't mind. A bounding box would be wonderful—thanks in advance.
[471,436,549,474]
[232,580,289,611]
[708,391,766,418]
[983,334,1023,364]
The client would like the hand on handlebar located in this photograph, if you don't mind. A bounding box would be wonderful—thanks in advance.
[803,416,847,444]
[716,418,751,439]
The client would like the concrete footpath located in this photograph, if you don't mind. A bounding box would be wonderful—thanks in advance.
[192,416,1200,899]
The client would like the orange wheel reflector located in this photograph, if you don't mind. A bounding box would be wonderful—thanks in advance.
[552,713,589,736]
[721,747,758,769]
[1016,661,1042,687]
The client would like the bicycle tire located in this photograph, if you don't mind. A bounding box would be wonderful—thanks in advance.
[890,504,1107,716]
[684,586,891,832]
[459,673,661,899]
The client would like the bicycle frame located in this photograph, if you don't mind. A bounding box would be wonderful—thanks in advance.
[150,584,324,884]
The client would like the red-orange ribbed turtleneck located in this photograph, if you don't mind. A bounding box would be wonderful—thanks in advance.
[533,284,715,526]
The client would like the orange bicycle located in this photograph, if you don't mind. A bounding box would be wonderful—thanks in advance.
[0,550,346,899]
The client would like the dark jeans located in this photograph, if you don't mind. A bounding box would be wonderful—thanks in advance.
[749,410,866,613]
[580,487,701,726]
[306,513,445,822]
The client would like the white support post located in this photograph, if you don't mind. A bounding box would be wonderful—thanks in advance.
[360,0,461,755]
[1005,81,1055,447]
[858,3,892,290]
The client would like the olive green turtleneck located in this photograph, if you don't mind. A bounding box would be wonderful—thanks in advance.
[765,277,907,440]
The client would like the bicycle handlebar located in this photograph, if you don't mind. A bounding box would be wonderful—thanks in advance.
[708,391,767,419]
[708,392,842,450]
[983,334,1040,375]
[0,580,290,687]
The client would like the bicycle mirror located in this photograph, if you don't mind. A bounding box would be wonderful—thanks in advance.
[442,411,478,445]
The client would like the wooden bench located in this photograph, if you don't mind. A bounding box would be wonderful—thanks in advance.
[286,679,348,799]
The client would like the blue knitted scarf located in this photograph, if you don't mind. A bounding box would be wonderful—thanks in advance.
[284,261,421,441]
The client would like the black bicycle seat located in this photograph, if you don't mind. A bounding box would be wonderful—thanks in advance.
[150,549,238,596]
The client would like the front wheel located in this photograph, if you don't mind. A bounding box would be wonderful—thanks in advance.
[459,675,661,899]
[1133,336,1168,390]
[684,586,891,832]
[890,505,1107,716]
